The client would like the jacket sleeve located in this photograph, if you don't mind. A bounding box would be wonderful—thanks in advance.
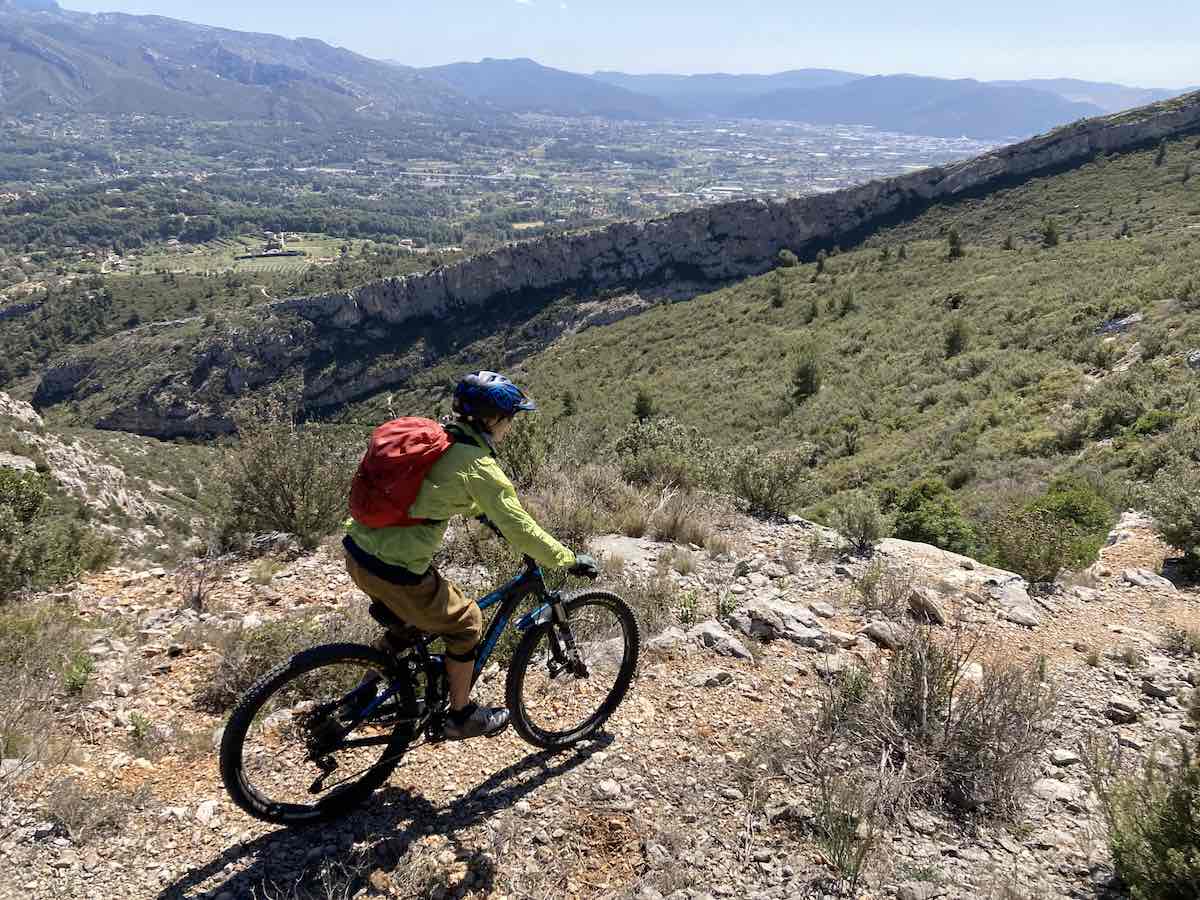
[461,457,577,569]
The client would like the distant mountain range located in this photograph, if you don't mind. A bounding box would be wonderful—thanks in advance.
[0,1,477,123]
[0,2,1191,140]
[422,58,668,120]
[592,69,864,116]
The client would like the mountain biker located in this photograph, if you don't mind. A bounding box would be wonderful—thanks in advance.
[343,371,599,740]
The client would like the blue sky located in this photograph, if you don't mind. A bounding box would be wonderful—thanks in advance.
[64,1,1198,87]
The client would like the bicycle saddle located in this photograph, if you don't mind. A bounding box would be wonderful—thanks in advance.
[367,602,427,647]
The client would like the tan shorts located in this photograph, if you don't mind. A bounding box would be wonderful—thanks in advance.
[343,551,482,658]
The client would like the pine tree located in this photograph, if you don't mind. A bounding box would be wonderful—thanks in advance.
[791,340,823,403]
[947,228,964,260]
[815,249,827,276]
[943,317,969,358]
[633,387,657,422]
[770,278,785,308]
[1003,233,1015,251]
[561,391,577,418]
[898,244,908,261]
[1155,139,1168,167]
[1041,218,1060,248]
[803,297,820,324]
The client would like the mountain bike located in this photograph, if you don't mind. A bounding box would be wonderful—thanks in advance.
[219,556,640,826]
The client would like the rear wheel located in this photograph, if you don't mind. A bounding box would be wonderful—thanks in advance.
[505,591,640,749]
[219,643,417,826]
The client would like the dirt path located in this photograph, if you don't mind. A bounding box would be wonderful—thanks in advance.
[1,519,1197,900]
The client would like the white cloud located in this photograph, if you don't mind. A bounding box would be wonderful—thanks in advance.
[515,0,533,5]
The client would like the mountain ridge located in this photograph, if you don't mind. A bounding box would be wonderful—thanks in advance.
[422,57,669,120]
[736,74,1104,139]
[30,90,1200,437]
[0,4,489,122]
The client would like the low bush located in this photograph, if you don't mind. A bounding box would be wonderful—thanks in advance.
[1164,625,1200,658]
[742,714,890,892]
[984,504,1084,583]
[496,413,555,489]
[1146,461,1200,571]
[196,608,376,712]
[890,478,977,556]
[611,573,677,638]
[729,445,817,518]
[218,399,358,551]
[0,601,88,793]
[614,417,724,491]
[44,776,152,844]
[825,627,1054,816]
[649,489,716,548]
[0,469,115,602]
[831,491,889,556]
[791,339,823,403]
[1089,736,1200,900]
[851,560,914,620]
[175,550,226,612]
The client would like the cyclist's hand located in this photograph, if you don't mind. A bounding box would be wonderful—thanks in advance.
[568,553,600,580]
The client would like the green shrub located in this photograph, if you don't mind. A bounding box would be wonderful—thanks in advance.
[791,338,823,403]
[218,399,357,551]
[1146,461,1200,568]
[943,318,970,359]
[832,491,889,556]
[947,227,964,260]
[614,417,725,491]
[196,608,376,712]
[1032,476,1115,534]
[0,470,115,602]
[985,504,1084,583]
[776,248,799,268]
[633,386,658,422]
[1091,740,1200,900]
[891,478,977,556]
[496,412,554,489]
[1041,218,1060,248]
[729,445,816,517]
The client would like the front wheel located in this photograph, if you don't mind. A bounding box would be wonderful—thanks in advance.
[505,591,640,749]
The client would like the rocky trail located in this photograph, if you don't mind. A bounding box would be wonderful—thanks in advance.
[1,513,1197,900]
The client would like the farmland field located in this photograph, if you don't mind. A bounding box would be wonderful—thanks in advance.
[125,234,371,276]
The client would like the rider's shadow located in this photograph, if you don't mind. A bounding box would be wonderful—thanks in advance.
[156,733,613,900]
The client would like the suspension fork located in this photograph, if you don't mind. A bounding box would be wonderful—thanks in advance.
[547,597,589,678]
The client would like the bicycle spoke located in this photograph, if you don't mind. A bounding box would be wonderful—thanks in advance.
[234,658,410,812]
[516,599,629,739]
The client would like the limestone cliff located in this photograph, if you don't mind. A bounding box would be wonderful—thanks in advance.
[33,91,1200,437]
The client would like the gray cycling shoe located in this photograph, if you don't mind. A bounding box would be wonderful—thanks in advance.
[444,703,510,740]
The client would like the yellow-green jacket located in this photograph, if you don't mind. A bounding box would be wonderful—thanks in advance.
[346,421,574,575]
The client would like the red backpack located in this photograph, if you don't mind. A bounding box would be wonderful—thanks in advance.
[349,418,453,528]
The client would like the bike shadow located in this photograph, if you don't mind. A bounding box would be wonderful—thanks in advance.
[156,733,614,899]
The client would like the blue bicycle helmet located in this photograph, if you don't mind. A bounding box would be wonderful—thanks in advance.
[452,371,538,419]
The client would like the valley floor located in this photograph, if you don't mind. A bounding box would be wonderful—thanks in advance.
[1,516,1197,900]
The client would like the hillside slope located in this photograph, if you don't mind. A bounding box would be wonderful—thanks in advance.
[0,5,482,121]
[23,91,1200,439]
[0,494,1196,898]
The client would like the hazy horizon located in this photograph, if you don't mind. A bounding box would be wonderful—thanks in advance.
[57,0,1198,90]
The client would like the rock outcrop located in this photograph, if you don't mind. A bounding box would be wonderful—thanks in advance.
[34,91,1200,436]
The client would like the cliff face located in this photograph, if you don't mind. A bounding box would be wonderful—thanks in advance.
[34,91,1200,437]
[275,92,1200,333]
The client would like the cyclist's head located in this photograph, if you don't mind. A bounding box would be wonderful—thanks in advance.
[452,371,536,440]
